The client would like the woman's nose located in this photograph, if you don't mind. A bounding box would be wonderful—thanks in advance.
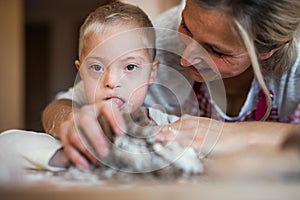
[181,41,204,67]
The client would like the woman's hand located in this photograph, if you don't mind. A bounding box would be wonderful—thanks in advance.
[57,101,126,170]
[155,114,297,158]
[155,115,237,157]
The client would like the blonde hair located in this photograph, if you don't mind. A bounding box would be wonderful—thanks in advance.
[191,0,300,120]
[78,1,156,60]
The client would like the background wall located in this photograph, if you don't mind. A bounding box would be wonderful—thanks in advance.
[0,0,24,132]
[0,0,182,132]
[123,0,181,20]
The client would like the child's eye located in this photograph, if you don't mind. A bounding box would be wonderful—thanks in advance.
[90,64,104,72]
[125,64,138,71]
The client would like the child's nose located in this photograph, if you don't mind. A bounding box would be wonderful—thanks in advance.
[103,67,121,89]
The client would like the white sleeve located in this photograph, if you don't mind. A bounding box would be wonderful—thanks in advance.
[0,129,65,171]
[148,107,179,125]
[55,81,88,106]
[145,4,194,116]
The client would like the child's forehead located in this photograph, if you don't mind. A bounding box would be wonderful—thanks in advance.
[84,48,151,65]
[88,25,147,46]
[84,27,152,59]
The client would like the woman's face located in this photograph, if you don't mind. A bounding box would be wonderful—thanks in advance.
[178,0,252,82]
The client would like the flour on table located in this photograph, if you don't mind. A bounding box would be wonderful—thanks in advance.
[53,107,203,182]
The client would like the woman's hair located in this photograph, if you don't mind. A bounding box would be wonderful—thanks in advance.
[78,1,155,59]
[191,0,300,74]
[191,0,300,120]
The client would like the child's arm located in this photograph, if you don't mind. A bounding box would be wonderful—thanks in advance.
[0,129,69,171]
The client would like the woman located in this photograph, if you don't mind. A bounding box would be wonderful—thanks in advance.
[43,0,300,168]
[145,0,300,155]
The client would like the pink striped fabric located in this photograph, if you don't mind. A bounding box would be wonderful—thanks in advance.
[187,82,299,123]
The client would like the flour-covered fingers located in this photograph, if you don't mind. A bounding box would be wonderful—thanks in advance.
[59,119,99,167]
[98,100,127,137]
[76,106,110,158]
[66,125,99,165]
[154,124,176,142]
[63,144,90,171]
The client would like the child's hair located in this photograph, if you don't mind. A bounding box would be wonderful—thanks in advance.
[192,0,300,120]
[78,1,156,60]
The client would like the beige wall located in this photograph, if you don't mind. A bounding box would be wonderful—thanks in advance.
[123,0,182,20]
[0,0,24,132]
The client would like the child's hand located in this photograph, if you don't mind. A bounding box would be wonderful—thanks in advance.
[57,101,127,170]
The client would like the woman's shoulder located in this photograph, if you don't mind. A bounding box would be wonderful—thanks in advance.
[153,3,184,30]
[268,53,300,119]
[268,47,300,90]
[281,47,300,88]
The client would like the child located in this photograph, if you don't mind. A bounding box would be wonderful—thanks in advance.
[0,1,182,172]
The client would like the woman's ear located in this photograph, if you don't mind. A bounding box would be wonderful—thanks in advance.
[75,60,81,70]
[149,60,160,85]
[259,43,287,60]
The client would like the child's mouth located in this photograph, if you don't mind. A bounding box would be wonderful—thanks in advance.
[106,97,125,110]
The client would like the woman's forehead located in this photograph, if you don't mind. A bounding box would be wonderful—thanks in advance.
[182,1,244,52]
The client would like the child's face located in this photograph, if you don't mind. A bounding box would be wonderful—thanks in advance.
[76,27,159,113]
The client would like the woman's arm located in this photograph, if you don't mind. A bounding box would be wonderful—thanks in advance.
[156,115,300,156]
[229,121,299,147]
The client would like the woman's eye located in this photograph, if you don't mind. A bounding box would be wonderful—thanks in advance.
[125,64,138,71]
[181,21,188,31]
[209,47,225,57]
[180,21,192,36]
[90,64,104,72]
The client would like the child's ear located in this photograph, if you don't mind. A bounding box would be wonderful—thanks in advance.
[149,60,160,85]
[75,60,81,70]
